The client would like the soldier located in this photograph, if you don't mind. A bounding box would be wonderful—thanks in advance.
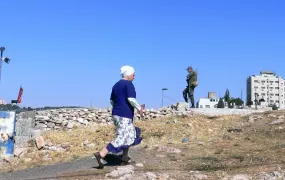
[183,66,198,108]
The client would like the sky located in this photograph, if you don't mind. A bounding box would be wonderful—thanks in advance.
[0,0,285,109]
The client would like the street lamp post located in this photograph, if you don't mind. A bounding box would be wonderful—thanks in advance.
[161,88,168,107]
[0,47,11,81]
[254,92,259,110]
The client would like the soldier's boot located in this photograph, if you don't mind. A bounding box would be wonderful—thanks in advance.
[183,91,188,102]
[190,95,195,108]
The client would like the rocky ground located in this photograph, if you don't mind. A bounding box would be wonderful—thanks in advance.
[2,107,285,179]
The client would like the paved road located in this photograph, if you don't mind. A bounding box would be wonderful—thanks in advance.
[0,149,145,180]
[0,156,97,180]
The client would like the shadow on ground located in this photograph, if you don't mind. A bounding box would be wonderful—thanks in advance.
[93,154,123,169]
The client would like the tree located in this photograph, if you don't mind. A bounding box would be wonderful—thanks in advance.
[224,89,230,104]
[229,98,244,106]
[217,98,225,108]
[246,101,253,106]
[272,104,278,110]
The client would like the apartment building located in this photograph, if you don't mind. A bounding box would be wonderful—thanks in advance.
[246,71,285,108]
[0,100,6,105]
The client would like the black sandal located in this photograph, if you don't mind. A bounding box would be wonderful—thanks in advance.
[120,156,135,166]
[94,152,104,169]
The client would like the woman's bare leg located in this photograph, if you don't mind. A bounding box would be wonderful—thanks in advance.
[99,147,109,158]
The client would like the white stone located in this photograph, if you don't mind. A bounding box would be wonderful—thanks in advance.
[106,165,134,178]
[135,163,144,167]
[14,148,27,158]
[144,172,157,180]
[231,174,250,180]
[35,136,45,150]
[31,129,43,139]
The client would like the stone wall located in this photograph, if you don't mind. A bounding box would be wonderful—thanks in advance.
[34,105,189,131]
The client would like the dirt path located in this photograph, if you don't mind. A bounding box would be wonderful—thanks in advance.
[0,147,187,180]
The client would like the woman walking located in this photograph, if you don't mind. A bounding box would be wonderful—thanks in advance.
[94,65,144,169]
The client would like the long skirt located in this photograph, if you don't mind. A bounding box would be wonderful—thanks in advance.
[106,115,142,154]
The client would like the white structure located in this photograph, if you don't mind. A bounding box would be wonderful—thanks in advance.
[246,71,285,108]
[197,92,222,108]
[197,98,220,108]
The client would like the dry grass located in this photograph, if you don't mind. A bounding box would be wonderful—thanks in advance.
[2,114,239,172]
[3,111,285,178]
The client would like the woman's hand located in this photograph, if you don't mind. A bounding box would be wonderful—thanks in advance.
[140,104,145,117]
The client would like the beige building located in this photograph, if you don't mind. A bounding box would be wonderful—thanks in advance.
[246,71,285,108]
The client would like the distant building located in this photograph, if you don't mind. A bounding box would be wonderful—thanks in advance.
[0,100,7,105]
[246,71,285,108]
[208,92,217,99]
[197,98,219,108]
[197,92,220,108]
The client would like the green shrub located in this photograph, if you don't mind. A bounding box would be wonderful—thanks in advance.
[217,98,225,108]
[272,104,278,110]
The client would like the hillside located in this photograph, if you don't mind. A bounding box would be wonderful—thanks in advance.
[1,108,285,179]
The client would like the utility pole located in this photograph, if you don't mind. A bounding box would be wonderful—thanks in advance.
[161,88,168,107]
[241,88,243,102]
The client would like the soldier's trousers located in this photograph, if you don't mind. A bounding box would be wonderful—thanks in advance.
[183,86,195,107]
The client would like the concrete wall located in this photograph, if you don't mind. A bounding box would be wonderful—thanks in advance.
[14,111,37,148]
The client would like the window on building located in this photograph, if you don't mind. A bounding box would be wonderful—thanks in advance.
[270,81,274,83]
[275,87,279,89]
[254,86,258,89]
[254,80,258,83]
[276,100,279,103]
[261,87,265,89]
[262,80,266,83]
[275,94,279,96]
[270,100,274,102]
[206,105,210,108]
[276,81,279,83]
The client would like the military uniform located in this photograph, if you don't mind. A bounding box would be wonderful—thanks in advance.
[183,70,197,108]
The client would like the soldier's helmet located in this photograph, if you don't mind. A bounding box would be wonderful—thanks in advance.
[186,66,193,70]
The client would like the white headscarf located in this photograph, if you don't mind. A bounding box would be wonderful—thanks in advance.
[120,65,135,77]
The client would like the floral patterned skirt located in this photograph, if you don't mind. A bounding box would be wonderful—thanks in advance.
[106,115,142,154]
